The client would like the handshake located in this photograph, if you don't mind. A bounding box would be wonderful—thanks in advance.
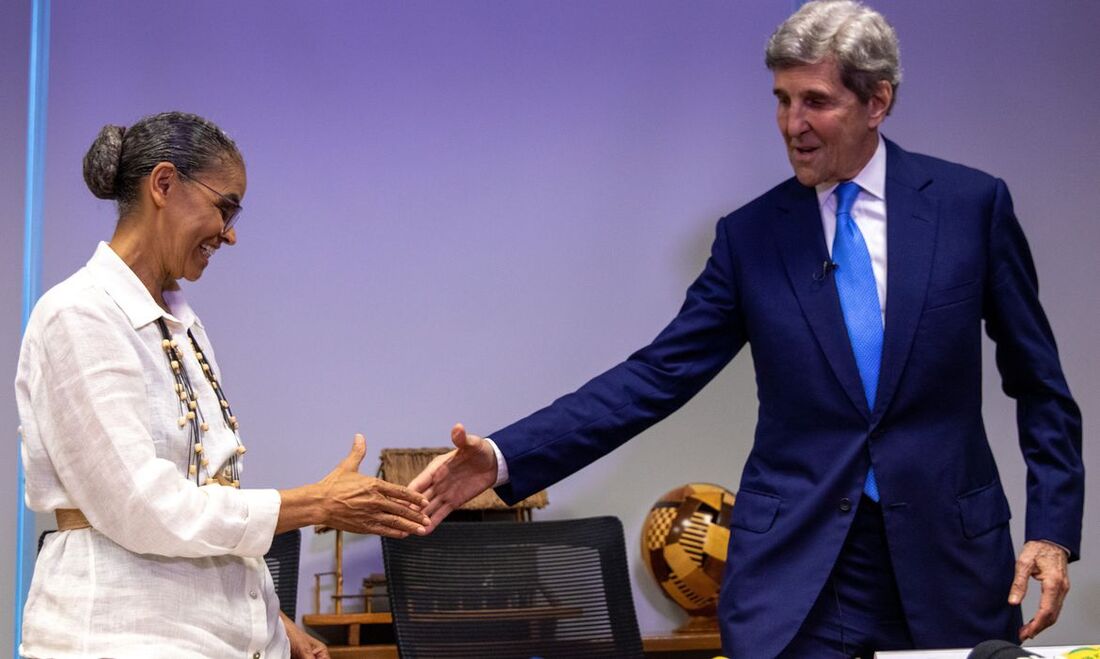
[281,423,496,538]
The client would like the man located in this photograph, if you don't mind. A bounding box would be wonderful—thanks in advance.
[411,1,1083,656]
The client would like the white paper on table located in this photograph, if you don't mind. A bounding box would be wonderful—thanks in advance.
[876,646,1100,659]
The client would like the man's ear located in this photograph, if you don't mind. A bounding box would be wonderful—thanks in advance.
[867,80,893,128]
[147,161,177,210]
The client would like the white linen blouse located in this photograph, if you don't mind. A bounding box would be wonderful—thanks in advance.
[15,242,289,659]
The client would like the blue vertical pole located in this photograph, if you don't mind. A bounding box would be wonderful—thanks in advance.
[16,0,51,653]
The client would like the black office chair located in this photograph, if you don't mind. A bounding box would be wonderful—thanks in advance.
[382,516,644,659]
[37,530,55,555]
[264,529,302,620]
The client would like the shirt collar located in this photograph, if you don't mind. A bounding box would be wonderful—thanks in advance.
[814,133,887,209]
[85,241,203,331]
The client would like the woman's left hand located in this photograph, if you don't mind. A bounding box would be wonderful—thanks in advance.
[281,611,330,659]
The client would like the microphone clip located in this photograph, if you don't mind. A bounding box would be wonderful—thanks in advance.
[813,259,838,282]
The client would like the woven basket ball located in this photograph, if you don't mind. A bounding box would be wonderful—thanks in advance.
[641,483,735,617]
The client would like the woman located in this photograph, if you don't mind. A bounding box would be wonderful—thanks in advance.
[15,111,430,658]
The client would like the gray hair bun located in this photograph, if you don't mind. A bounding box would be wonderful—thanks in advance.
[83,124,127,199]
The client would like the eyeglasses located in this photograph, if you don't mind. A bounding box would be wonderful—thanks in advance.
[177,169,243,234]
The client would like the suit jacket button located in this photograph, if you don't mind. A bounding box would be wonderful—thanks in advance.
[839,497,852,512]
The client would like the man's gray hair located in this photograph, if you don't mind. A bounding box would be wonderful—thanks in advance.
[765,0,901,113]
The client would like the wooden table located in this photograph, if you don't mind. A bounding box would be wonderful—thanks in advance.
[326,646,397,659]
[643,631,722,658]
[321,639,720,659]
[306,612,721,658]
[303,612,395,652]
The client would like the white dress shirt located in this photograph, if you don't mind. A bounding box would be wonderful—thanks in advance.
[16,242,288,658]
[816,134,888,325]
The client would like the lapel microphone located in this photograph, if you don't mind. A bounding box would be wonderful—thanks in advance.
[813,259,838,282]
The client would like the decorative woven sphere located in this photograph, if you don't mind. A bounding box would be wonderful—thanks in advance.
[641,483,735,618]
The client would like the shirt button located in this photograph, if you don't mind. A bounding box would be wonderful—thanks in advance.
[253,653,261,659]
[870,428,884,439]
[249,590,258,599]
[839,497,852,512]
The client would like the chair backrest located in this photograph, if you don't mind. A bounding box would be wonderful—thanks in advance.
[37,530,56,555]
[264,529,302,620]
[382,516,644,659]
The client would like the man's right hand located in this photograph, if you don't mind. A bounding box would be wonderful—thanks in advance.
[408,423,498,531]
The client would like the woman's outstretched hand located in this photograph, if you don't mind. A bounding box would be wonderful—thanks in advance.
[277,434,430,538]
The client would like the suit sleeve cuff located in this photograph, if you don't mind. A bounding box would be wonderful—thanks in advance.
[1039,539,1071,557]
[484,437,510,487]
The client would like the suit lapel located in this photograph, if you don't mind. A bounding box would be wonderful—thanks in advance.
[873,140,937,419]
[772,180,871,419]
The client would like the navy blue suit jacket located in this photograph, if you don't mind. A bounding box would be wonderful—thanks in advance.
[492,140,1083,657]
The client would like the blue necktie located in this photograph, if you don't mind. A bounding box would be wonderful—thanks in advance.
[832,181,882,502]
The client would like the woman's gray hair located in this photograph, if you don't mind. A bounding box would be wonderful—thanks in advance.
[82,111,243,215]
[765,0,901,113]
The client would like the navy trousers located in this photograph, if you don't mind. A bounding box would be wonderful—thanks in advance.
[779,496,915,658]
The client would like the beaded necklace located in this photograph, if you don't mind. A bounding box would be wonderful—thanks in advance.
[155,318,246,487]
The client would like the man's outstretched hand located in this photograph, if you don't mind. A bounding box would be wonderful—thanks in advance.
[408,423,498,531]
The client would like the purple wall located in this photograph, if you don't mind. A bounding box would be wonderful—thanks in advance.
[6,0,1099,645]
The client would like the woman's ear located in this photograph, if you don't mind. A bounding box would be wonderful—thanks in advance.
[147,161,178,210]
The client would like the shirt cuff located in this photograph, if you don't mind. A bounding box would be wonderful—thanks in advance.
[484,437,510,487]
[230,488,282,557]
[1039,539,1071,557]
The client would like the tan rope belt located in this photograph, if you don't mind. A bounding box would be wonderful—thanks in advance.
[55,508,92,531]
